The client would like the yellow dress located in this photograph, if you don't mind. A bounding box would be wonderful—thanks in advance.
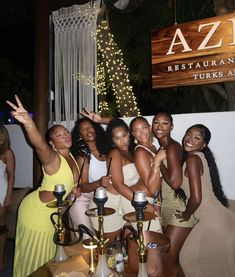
[13,154,78,277]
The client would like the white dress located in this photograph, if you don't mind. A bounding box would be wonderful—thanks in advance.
[0,160,7,205]
[69,154,107,237]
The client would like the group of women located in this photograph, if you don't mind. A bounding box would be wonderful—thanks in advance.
[5,95,235,277]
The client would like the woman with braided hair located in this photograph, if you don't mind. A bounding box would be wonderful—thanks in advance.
[177,124,235,277]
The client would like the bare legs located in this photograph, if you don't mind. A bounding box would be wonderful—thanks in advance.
[164,225,192,276]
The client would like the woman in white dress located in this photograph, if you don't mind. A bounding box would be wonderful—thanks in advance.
[69,118,111,239]
[0,126,15,272]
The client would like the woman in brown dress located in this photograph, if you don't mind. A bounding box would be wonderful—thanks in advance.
[176,124,235,277]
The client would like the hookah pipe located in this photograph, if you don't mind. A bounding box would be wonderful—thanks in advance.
[50,185,67,246]
[50,156,97,247]
[131,192,149,265]
[50,156,113,247]
[90,186,113,277]
[121,191,151,277]
[93,157,112,252]
[93,187,109,252]
[83,157,113,277]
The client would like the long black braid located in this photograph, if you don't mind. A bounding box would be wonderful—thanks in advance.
[182,124,229,207]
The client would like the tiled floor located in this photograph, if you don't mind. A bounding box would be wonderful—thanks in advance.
[0,239,14,277]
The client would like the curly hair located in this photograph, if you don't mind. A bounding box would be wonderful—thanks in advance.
[70,118,111,161]
[106,118,136,153]
[182,124,229,207]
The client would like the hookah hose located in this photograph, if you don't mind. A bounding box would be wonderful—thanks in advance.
[106,157,112,176]
[61,157,112,241]
[61,157,86,230]
[56,157,100,245]
[147,190,160,231]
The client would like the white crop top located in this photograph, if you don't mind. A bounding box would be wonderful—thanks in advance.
[89,154,107,182]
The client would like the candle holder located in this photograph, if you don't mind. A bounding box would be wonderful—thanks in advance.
[123,191,155,277]
[85,187,115,277]
[83,238,97,273]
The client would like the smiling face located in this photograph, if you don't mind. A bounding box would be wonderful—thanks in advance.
[112,126,130,151]
[131,118,151,145]
[183,127,207,153]
[49,125,72,150]
[152,113,173,139]
[78,120,96,143]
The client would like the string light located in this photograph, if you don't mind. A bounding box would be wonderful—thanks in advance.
[75,18,140,117]
[96,20,140,117]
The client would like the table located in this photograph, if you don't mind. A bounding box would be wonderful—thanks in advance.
[30,261,135,277]
[29,243,136,277]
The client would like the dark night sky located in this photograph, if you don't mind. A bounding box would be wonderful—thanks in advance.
[0,1,35,116]
[0,1,35,71]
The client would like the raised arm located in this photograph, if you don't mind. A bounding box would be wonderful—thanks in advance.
[160,142,183,189]
[80,108,113,125]
[6,95,58,168]
[134,148,166,196]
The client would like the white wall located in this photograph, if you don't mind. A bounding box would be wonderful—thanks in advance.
[124,111,235,200]
[5,124,33,188]
[4,110,235,199]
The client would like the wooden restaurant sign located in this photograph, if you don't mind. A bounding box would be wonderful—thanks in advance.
[151,12,235,88]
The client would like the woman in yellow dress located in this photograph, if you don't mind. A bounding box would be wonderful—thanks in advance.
[7,95,81,277]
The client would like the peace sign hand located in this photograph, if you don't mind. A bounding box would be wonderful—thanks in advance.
[80,107,103,123]
[6,95,33,127]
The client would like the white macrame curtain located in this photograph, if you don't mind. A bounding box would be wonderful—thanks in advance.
[52,2,99,130]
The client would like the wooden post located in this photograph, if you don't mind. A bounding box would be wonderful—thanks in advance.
[33,0,49,187]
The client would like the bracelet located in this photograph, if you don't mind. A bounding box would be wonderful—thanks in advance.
[25,124,33,129]
[152,165,160,173]
[156,201,161,207]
